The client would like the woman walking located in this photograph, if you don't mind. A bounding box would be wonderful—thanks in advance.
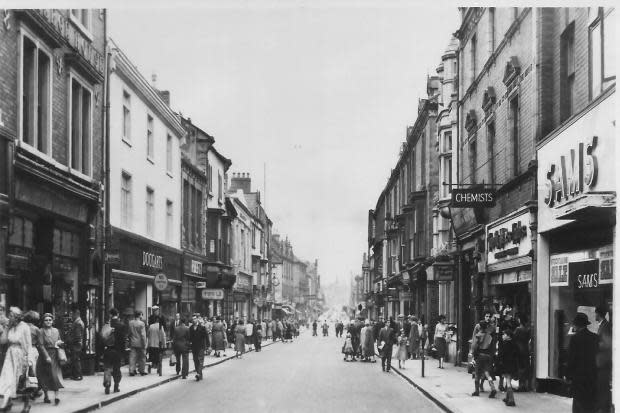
[211,317,226,357]
[234,320,245,358]
[0,307,32,412]
[433,315,448,369]
[408,316,420,359]
[396,332,409,369]
[498,328,519,406]
[35,313,63,405]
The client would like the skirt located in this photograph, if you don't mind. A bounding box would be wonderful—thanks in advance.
[0,345,27,398]
[35,348,64,392]
[234,335,245,353]
[434,337,447,358]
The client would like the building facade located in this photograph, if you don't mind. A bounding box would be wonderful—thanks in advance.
[106,39,185,324]
[1,9,107,356]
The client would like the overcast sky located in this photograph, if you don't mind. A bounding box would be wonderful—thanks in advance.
[105,0,461,285]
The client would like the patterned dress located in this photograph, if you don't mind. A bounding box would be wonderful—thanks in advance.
[0,321,31,398]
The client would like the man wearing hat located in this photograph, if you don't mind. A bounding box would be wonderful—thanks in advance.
[565,312,599,413]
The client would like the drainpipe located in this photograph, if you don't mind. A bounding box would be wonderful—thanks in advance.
[102,10,111,323]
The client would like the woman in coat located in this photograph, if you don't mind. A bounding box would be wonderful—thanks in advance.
[361,321,374,362]
[211,318,226,357]
[0,307,32,412]
[234,320,246,358]
[433,315,448,369]
[408,317,420,359]
[35,313,63,405]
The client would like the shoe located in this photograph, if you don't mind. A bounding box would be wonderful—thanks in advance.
[471,391,479,397]
[489,390,497,399]
[113,386,120,393]
[195,375,200,381]
[140,372,148,376]
[502,397,508,403]
[499,384,506,392]
[182,376,187,379]
[105,387,110,395]
[0,400,13,412]
[54,399,60,406]
[73,376,83,381]
[129,373,136,377]
[44,397,51,404]
[506,401,515,407]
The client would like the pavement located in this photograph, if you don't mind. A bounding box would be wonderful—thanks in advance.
[27,340,276,413]
[390,354,572,413]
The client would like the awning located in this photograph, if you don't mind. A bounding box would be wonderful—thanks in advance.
[112,269,182,285]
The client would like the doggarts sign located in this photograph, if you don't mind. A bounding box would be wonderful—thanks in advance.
[451,188,496,208]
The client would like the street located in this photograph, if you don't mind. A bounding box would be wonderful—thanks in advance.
[101,330,442,413]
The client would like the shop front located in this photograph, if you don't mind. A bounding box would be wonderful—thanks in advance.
[181,253,209,316]
[486,208,533,320]
[108,229,182,324]
[536,89,615,390]
[232,272,252,318]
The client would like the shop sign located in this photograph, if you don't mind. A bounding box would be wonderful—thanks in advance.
[37,10,106,75]
[153,273,168,291]
[105,250,121,265]
[191,260,202,275]
[433,263,454,281]
[201,288,224,300]
[233,274,252,292]
[142,251,163,270]
[487,212,531,265]
[451,188,496,208]
[195,281,206,289]
[570,259,600,289]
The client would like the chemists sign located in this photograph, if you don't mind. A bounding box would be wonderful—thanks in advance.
[451,188,496,208]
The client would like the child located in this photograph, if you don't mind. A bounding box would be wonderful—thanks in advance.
[499,328,519,407]
[397,332,409,369]
[342,332,354,362]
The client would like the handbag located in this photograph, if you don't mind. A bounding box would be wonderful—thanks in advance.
[57,348,68,365]
[169,353,176,366]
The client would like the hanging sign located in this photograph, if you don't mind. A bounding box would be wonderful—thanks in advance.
[451,188,496,208]
[153,273,168,291]
[201,289,224,300]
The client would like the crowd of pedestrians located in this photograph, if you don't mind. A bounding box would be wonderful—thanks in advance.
[0,304,301,412]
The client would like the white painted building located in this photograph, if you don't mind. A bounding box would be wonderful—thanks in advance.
[106,39,185,320]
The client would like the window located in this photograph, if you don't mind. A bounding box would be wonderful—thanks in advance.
[561,23,575,121]
[122,90,131,141]
[590,8,616,99]
[70,76,92,175]
[146,187,154,237]
[469,138,477,184]
[70,9,91,32]
[218,172,223,202]
[195,188,202,247]
[147,115,154,160]
[183,180,190,245]
[470,34,477,84]
[510,97,520,177]
[166,200,173,244]
[487,122,495,185]
[488,8,496,54]
[121,172,132,228]
[166,134,172,173]
[252,226,256,249]
[21,34,51,154]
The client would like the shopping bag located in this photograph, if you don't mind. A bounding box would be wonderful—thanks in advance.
[57,348,68,365]
[169,353,177,366]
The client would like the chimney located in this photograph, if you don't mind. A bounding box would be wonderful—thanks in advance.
[230,172,251,194]
[157,90,170,106]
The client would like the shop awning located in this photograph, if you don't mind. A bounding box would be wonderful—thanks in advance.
[112,269,182,285]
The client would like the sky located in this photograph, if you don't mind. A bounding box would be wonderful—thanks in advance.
[104,0,461,285]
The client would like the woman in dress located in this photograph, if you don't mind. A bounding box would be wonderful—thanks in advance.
[234,320,245,358]
[433,315,448,369]
[342,332,354,361]
[211,317,226,357]
[0,307,32,412]
[396,332,409,369]
[23,311,44,401]
[35,313,63,405]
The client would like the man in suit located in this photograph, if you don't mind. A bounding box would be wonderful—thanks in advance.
[373,317,384,345]
[378,318,396,372]
[103,308,128,394]
[595,306,612,413]
[70,304,85,380]
[565,312,599,413]
[189,313,208,381]
[170,313,181,336]
[172,317,190,378]
[128,310,148,376]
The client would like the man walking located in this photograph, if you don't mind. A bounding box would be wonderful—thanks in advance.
[69,304,84,380]
[189,314,208,381]
[566,312,599,413]
[128,310,148,376]
[378,318,396,372]
[102,308,128,394]
[172,317,190,379]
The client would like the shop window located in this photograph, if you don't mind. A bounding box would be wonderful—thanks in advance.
[70,75,92,176]
[21,33,52,155]
[121,172,132,229]
[590,8,616,99]
[146,187,154,237]
[146,115,154,161]
[9,216,33,248]
[122,90,131,142]
[53,228,80,258]
[560,23,575,121]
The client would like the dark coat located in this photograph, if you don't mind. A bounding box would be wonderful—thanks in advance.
[70,318,85,351]
[498,339,519,376]
[172,324,190,353]
[566,328,599,404]
[372,321,384,342]
[378,326,396,347]
[110,317,128,352]
[189,324,208,352]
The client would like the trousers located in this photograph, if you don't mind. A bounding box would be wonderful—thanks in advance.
[381,345,393,371]
[70,349,82,378]
[129,347,146,374]
[192,349,204,378]
[103,348,122,388]
[174,350,189,377]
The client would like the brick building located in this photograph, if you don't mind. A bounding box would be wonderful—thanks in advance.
[0,9,107,356]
